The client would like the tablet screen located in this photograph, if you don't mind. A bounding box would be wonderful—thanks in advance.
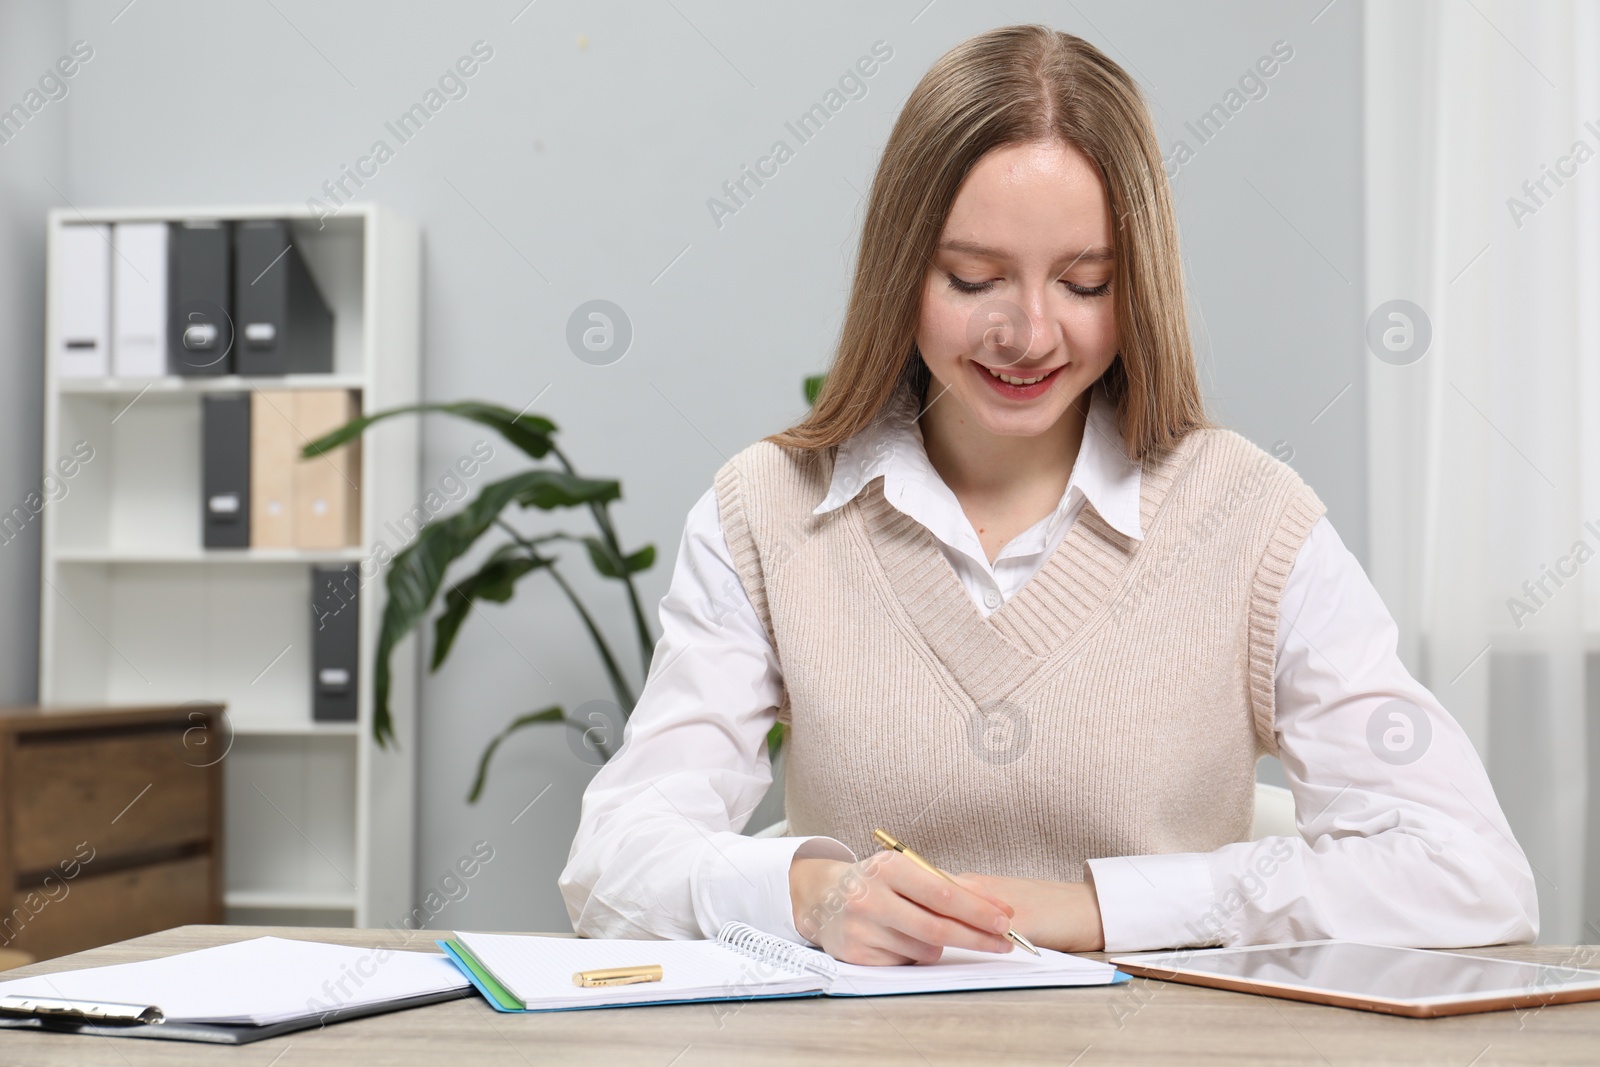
[1113,942,1599,1005]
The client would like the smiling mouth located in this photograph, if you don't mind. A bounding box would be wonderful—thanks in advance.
[980,363,1060,386]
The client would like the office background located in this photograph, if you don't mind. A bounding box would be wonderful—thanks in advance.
[0,1,1588,943]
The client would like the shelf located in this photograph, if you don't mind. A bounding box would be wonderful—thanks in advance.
[42,201,421,928]
[52,547,367,565]
[49,203,374,226]
[58,374,367,396]
[232,721,359,737]
[224,889,358,911]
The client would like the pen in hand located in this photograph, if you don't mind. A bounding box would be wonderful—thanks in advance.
[872,828,1041,956]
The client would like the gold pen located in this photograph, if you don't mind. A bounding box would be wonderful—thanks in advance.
[873,828,1041,956]
[572,964,664,987]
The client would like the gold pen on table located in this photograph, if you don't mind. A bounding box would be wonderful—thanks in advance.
[572,964,664,987]
[872,828,1041,956]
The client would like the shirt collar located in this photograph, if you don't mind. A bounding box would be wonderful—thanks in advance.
[813,378,1144,544]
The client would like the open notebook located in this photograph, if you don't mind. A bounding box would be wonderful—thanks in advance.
[442,922,1127,1012]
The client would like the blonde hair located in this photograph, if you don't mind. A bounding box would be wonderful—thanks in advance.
[767,24,1210,461]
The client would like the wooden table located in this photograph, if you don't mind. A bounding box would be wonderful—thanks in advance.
[1,927,1598,1065]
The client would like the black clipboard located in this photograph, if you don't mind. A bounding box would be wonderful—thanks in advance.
[0,987,473,1045]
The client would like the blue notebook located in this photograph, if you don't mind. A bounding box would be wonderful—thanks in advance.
[440,922,1128,1013]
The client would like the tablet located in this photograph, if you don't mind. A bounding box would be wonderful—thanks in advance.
[1108,940,1600,1018]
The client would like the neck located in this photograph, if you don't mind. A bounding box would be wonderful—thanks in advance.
[918,386,1091,504]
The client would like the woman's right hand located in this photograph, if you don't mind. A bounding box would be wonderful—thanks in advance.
[788,854,1017,965]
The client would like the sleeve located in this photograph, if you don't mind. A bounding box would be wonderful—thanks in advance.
[557,485,854,943]
[1085,515,1540,952]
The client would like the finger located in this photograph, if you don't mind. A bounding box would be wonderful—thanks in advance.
[877,886,1015,955]
[836,943,921,967]
[822,914,924,967]
[871,924,944,965]
[880,856,1015,939]
[950,874,1016,918]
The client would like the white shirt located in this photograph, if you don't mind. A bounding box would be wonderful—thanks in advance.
[559,385,1539,952]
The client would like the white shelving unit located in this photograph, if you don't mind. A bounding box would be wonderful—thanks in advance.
[38,203,421,929]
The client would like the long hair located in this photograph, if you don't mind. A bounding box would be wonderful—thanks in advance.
[766,24,1210,461]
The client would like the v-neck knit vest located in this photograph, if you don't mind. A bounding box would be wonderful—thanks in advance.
[712,426,1326,880]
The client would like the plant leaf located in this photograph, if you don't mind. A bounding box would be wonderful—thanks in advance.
[371,469,581,747]
[516,470,620,510]
[804,374,826,406]
[433,550,551,670]
[583,536,625,579]
[370,523,455,748]
[301,402,558,463]
[468,706,564,803]
[581,537,655,579]
[766,721,785,755]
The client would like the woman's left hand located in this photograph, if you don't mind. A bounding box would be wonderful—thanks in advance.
[952,872,1105,953]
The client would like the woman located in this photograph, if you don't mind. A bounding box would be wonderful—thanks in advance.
[559,24,1537,965]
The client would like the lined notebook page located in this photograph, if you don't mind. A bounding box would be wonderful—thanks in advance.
[827,945,1121,996]
[454,931,824,1010]
[718,923,1120,998]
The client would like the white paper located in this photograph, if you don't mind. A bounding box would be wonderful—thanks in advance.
[823,943,1122,996]
[456,925,1122,1010]
[0,936,470,1026]
[454,930,823,1010]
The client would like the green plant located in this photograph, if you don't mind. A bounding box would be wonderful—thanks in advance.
[302,402,657,802]
[804,373,825,406]
[302,378,820,803]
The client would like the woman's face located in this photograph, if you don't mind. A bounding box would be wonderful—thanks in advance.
[916,138,1120,438]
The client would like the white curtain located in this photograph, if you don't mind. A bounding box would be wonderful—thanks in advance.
[1366,0,1600,945]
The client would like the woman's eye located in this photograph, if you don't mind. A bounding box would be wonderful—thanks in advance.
[944,272,1111,298]
[944,272,993,294]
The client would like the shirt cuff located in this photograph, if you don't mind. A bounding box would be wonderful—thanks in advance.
[1085,853,1220,952]
[693,834,855,945]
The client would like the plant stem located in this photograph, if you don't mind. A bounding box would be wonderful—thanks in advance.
[548,563,637,712]
[549,443,657,679]
[494,518,637,711]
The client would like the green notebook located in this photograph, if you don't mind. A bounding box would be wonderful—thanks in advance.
[439,938,521,1011]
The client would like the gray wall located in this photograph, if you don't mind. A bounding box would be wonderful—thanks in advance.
[1,0,1362,930]
[0,2,68,706]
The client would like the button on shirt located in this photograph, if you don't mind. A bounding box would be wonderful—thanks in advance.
[559,385,1538,952]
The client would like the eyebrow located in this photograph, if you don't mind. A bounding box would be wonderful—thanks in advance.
[937,239,1115,265]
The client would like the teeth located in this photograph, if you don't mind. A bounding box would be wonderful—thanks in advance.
[986,366,1049,386]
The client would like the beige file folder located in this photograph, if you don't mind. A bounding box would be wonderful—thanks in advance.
[291,390,361,549]
[247,389,360,549]
[249,390,298,548]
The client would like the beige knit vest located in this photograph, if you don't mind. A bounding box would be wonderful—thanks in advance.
[713,426,1325,880]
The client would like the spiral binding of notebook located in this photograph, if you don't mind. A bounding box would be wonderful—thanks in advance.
[715,921,839,986]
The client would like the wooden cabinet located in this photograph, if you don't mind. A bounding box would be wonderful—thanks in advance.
[0,704,223,961]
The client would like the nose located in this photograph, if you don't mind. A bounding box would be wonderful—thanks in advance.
[970,289,1060,370]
